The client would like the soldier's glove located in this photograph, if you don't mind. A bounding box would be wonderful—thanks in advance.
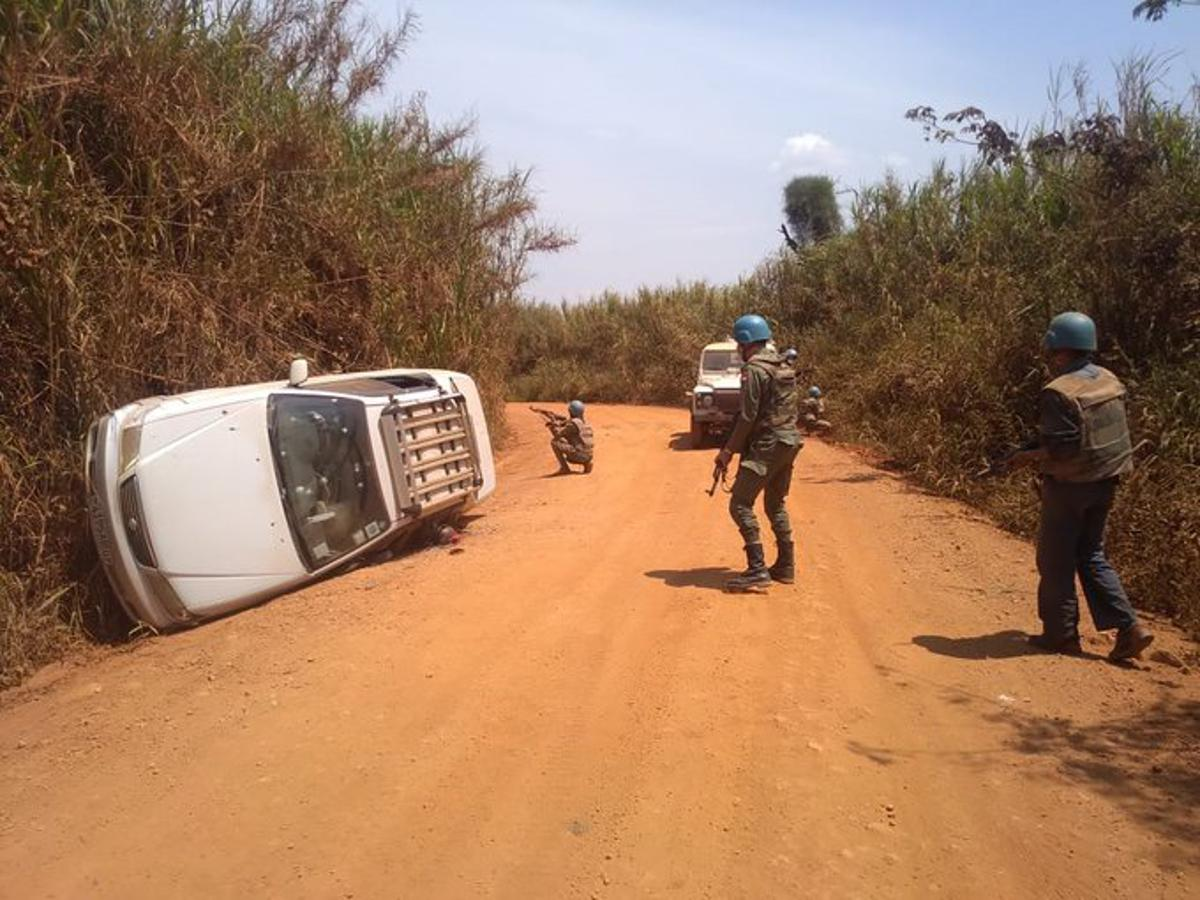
[714,448,732,471]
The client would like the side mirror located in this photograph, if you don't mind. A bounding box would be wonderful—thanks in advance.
[288,357,309,387]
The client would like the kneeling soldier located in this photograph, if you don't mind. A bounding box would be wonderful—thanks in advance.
[802,386,831,434]
[551,400,594,475]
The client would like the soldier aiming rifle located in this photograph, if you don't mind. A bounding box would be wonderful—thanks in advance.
[801,385,832,435]
[531,402,595,476]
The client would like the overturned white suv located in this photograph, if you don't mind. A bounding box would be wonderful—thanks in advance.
[86,362,495,631]
[687,340,743,446]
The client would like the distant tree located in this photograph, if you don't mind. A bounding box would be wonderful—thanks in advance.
[1133,0,1200,19]
[781,176,842,248]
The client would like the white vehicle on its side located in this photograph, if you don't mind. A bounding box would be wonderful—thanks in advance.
[687,340,743,447]
[86,361,495,631]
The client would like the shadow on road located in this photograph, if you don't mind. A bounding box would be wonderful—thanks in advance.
[913,632,1200,861]
[993,695,1200,867]
[861,654,1200,864]
[846,739,905,766]
[913,630,1104,661]
[667,431,706,451]
[645,567,732,591]
[798,472,884,485]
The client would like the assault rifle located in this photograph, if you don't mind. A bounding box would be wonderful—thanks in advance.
[530,406,567,430]
[975,437,1151,479]
[974,438,1039,479]
[707,458,729,496]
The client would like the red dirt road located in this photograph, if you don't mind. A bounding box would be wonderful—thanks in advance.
[1,404,1197,899]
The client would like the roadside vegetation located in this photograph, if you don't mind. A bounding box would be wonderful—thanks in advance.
[513,62,1200,633]
[0,0,564,687]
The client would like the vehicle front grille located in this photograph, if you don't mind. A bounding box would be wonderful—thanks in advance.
[119,476,157,568]
[714,391,741,414]
[385,395,480,516]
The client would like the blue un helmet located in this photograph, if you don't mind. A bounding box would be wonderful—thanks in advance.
[808,386,822,398]
[1043,312,1097,352]
[567,399,585,418]
[732,314,772,345]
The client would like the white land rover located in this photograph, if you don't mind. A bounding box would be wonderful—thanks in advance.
[687,340,743,447]
[86,361,495,631]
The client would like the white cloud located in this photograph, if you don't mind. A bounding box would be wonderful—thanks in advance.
[770,132,844,174]
[785,133,835,155]
[882,152,911,169]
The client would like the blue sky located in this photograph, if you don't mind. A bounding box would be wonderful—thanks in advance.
[360,1,1200,302]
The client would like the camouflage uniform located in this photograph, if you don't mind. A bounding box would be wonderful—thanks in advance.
[552,415,594,469]
[801,396,826,429]
[724,348,802,545]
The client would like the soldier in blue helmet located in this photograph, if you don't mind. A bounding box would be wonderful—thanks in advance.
[801,385,831,434]
[714,314,802,592]
[544,400,594,475]
[1005,311,1153,661]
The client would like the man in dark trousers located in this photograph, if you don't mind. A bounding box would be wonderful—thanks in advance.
[1007,311,1153,661]
[713,314,801,592]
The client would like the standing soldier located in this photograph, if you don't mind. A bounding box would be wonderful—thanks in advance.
[549,400,594,475]
[1006,312,1153,660]
[713,315,802,592]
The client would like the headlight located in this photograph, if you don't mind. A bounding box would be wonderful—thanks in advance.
[117,407,149,476]
[703,395,714,407]
[118,423,143,477]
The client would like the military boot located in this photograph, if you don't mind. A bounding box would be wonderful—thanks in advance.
[726,543,771,593]
[1028,632,1083,655]
[1109,623,1154,661]
[768,541,795,584]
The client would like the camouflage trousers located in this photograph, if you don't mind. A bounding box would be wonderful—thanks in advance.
[728,442,800,546]
[552,438,591,466]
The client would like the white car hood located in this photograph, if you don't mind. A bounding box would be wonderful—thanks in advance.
[696,372,741,391]
[135,401,304,579]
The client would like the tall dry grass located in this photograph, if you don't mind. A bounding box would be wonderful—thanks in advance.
[0,0,565,687]
[513,64,1200,632]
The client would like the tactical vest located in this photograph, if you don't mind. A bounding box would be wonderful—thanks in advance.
[1039,365,1133,482]
[570,417,594,455]
[745,353,800,443]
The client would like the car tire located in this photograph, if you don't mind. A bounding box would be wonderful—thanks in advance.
[689,416,705,449]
